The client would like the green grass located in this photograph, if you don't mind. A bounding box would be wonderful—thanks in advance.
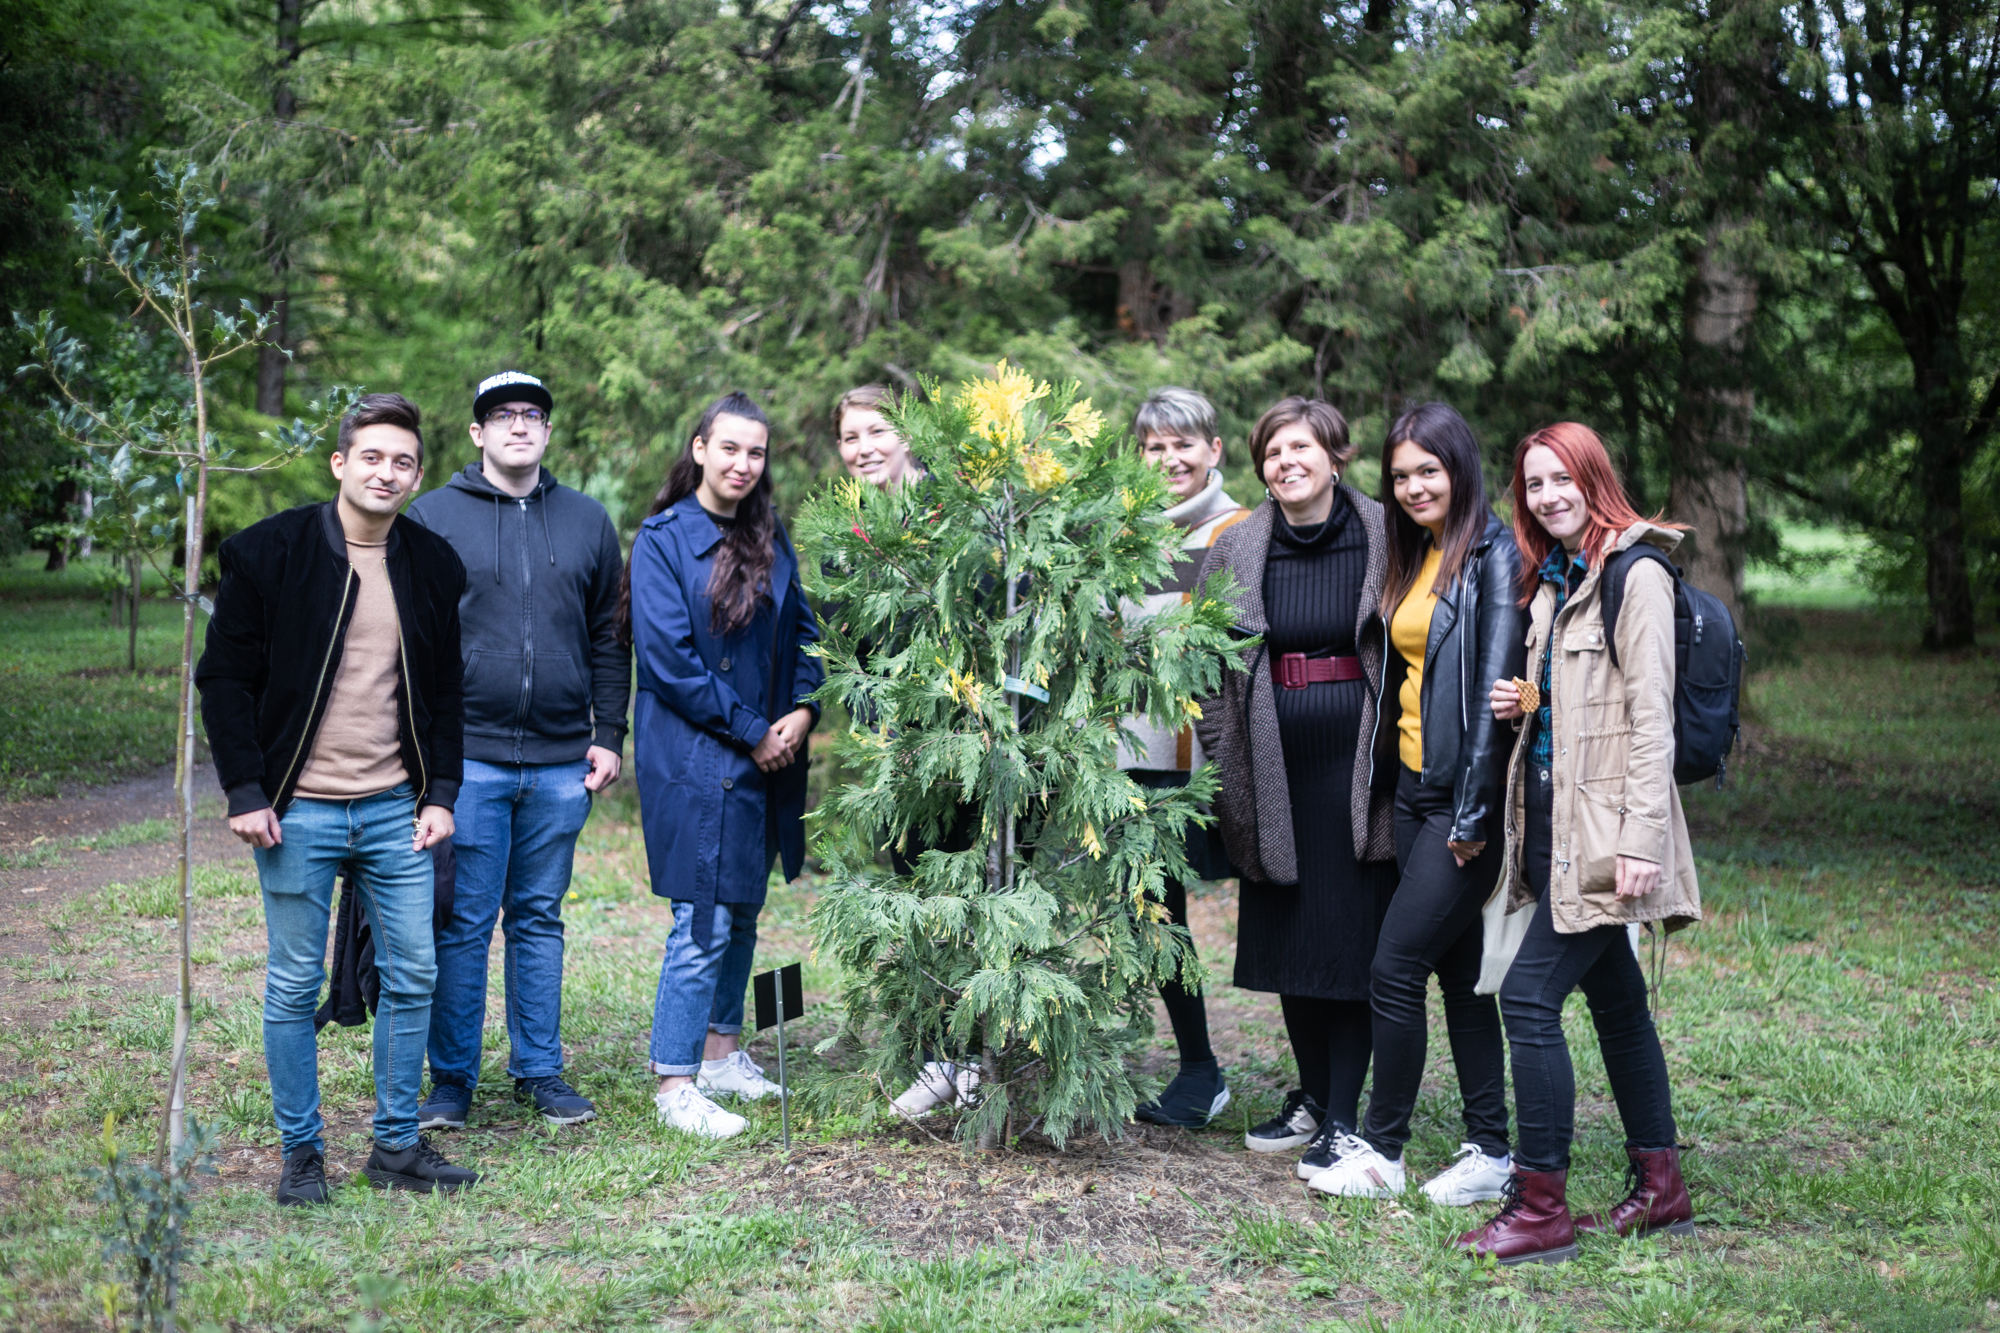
[1745,522,1874,611]
[0,585,1997,1329]
[0,554,192,799]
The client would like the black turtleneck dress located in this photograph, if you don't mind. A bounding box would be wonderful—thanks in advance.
[1233,495,1396,1000]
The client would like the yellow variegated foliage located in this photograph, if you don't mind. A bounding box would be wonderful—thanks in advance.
[1058,396,1106,444]
[1021,448,1069,491]
[958,359,1047,445]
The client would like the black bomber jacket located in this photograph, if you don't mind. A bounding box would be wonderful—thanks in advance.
[1372,512,1527,844]
[196,502,468,818]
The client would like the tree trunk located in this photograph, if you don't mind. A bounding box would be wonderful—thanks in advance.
[128,553,142,672]
[255,0,304,418]
[1667,234,1755,625]
[1918,440,1975,649]
[1116,260,1192,345]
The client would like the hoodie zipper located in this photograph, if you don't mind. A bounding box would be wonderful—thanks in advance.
[513,496,534,762]
[276,566,358,803]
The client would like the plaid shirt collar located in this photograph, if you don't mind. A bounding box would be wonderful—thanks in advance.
[1539,544,1590,595]
[1530,545,1591,768]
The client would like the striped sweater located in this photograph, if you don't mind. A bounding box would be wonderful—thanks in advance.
[1116,470,1250,772]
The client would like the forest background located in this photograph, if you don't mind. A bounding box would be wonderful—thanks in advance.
[0,0,1996,646]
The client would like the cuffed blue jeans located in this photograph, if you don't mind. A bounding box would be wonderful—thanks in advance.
[427,758,592,1092]
[648,901,759,1076]
[255,785,435,1154]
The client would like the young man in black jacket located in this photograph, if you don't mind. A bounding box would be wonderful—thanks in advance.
[197,392,477,1205]
[407,371,630,1130]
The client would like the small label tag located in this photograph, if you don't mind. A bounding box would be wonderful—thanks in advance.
[1002,675,1049,703]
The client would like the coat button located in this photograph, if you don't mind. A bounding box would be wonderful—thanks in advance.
[721,777,734,790]
[719,657,732,671]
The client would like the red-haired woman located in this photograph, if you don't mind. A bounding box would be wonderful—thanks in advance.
[1459,423,1703,1265]
[1193,397,1397,1182]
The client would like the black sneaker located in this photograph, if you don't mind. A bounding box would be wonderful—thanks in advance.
[515,1075,597,1126]
[417,1082,471,1131]
[275,1145,330,1207]
[362,1135,479,1193]
[1296,1120,1364,1181]
[1135,1060,1233,1128]
[1245,1089,1323,1153]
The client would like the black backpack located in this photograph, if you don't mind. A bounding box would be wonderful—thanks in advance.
[1599,544,1746,788]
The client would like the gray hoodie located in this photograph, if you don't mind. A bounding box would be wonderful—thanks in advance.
[406,463,629,766]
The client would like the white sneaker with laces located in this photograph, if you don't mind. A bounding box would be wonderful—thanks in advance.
[1420,1143,1514,1206]
[655,1085,748,1140]
[1306,1139,1407,1197]
[892,1062,979,1117]
[698,1050,780,1101]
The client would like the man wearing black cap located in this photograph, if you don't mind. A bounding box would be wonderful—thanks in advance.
[407,371,631,1129]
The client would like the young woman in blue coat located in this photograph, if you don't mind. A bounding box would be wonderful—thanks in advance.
[617,391,823,1140]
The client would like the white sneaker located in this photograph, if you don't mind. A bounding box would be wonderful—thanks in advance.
[1306,1139,1407,1197]
[1421,1143,1514,1206]
[655,1085,748,1140]
[891,1062,979,1116]
[698,1050,781,1101]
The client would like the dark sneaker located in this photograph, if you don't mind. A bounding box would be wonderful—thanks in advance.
[1135,1060,1233,1128]
[362,1135,479,1193]
[275,1145,330,1207]
[1245,1089,1323,1154]
[1297,1122,1367,1181]
[417,1083,471,1131]
[515,1075,597,1126]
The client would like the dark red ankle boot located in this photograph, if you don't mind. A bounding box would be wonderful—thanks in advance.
[1576,1146,1696,1239]
[1455,1169,1578,1265]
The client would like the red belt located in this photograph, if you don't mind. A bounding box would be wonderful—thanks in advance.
[1271,653,1365,688]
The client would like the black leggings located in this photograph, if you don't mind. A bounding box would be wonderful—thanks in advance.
[1360,769,1510,1159]
[1280,995,1373,1131]
[1502,763,1676,1171]
[1157,876,1214,1065]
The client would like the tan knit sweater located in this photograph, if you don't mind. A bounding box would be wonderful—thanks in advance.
[294,539,410,800]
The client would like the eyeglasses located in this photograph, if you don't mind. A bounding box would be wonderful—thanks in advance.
[484,408,549,427]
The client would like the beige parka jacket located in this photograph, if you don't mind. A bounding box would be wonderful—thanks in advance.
[1496,521,1702,935]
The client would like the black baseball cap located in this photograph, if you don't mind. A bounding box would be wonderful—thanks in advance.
[472,371,554,423]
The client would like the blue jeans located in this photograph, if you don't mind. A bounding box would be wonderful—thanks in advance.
[648,901,758,1075]
[427,758,592,1092]
[255,785,436,1154]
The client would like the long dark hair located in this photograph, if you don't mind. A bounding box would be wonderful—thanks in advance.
[617,391,778,644]
[1378,401,1490,615]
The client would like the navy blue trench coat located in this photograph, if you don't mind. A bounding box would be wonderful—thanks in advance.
[629,494,823,946]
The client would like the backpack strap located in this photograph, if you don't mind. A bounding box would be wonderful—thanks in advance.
[1599,543,1677,672]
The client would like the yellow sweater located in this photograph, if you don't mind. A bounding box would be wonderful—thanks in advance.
[1391,545,1444,773]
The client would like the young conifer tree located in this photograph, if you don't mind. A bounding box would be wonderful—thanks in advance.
[800,365,1248,1149]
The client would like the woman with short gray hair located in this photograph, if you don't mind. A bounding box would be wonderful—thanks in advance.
[1121,386,1251,1128]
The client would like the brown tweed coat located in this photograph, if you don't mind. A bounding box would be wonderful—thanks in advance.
[1192,491,1397,884]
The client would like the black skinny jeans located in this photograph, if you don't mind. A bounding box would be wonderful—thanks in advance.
[1360,768,1511,1159]
[1501,763,1676,1172]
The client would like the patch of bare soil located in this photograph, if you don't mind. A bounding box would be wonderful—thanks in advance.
[0,762,250,960]
[724,1118,1315,1262]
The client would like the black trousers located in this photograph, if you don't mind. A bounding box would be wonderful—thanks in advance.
[1501,764,1676,1172]
[1129,769,1221,1067]
[1360,769,1511,1159]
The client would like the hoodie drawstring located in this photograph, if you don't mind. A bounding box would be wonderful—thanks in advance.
[493,495,502,582]
[542,498,553,565]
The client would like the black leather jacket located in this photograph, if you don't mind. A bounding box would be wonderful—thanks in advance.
[1371,513,1526,844]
